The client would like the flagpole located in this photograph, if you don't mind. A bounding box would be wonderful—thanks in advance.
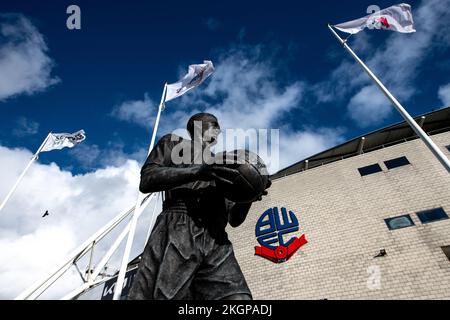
[0,132,52,214]
[327,24,450,174]
[113,83,168,300]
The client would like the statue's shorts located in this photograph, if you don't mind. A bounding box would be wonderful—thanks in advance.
[127,203,252,300]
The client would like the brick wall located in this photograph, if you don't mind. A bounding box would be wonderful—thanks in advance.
[227,131,450,299]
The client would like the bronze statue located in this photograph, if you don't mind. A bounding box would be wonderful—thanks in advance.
[128,113,270,300]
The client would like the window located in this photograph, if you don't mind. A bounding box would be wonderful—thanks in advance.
[446,145,450,152]
[384,156,410,170]
[358,164,382,176]
[416,207,449,224]
[442,246,450,262]
[384,215,415,230]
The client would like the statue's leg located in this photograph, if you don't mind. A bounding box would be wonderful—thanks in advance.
[128,211,168,300]
[193,240,252,300]
[129,209,206,300]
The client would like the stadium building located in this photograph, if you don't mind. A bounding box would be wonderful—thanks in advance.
[75,107,450,300]
[227,106,450,299]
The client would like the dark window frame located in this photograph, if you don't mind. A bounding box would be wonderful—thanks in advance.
[416,207,449,224]
[384,156,411,170]
[358,163,383,176]
[384,214,415,230]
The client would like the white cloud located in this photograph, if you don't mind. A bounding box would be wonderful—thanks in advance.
[0,14,59,101]
[12,117,40,137]
[277,128,345,170]
[110,94,156,128]
[68,141,147,171]
[438,83,450,107]
[68,143,102,169]
[347,85,392,128]
[314,0,450,125]
[0,145,156,299]
[161,45,306,129]
[0,224,80,299]
[151,45,345,173]
[0,41,349,299]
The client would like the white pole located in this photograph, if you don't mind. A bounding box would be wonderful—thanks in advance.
[15,204,135,300]
[90,194,153,283]
[149,84,168,154]
[61,283,91,301]
[29,259,75,300]
[60,276,112,301]
[16,193,156,300]
[328,24,450,174]
[60,195,153,300]
[0,133,51,214]
[113,83,168,300]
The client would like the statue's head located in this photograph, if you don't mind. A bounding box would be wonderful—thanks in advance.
[187,112,221,146]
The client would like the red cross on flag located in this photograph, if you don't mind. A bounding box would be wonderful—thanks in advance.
[334,3,416,34]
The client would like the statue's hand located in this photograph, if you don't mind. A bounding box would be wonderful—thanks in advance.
[196,164,240,185]
[256,178,272,201]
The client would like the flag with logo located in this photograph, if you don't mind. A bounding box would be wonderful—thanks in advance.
[334,3,416,34]
[165,60,214,102]
[41,130,86,152]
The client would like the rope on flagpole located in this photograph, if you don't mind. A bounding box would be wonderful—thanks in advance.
[327,24,450,174]
[0,132,51,214]
[113,83,168,300]
[343,32,353,44]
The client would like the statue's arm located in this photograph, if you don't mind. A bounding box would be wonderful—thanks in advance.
[139,164,203,193]
[228,201,252,227]
[138,134,199,193]
[140,163,240,193]
[139,134,239,193]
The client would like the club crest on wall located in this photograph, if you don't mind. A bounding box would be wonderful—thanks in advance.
[255,207,307,263]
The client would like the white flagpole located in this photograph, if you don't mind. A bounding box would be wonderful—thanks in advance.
[113,83,168,300]
[15,203,136,300]
[328,24,450,174]
[0,132,52,214]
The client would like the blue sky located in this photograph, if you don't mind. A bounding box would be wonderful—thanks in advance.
[1,0,450,299]
[1,0,450,174]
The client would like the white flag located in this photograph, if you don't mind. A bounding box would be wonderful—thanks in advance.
[41,130,86,152]
[334,3,416,34]
[165,60,214,102]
